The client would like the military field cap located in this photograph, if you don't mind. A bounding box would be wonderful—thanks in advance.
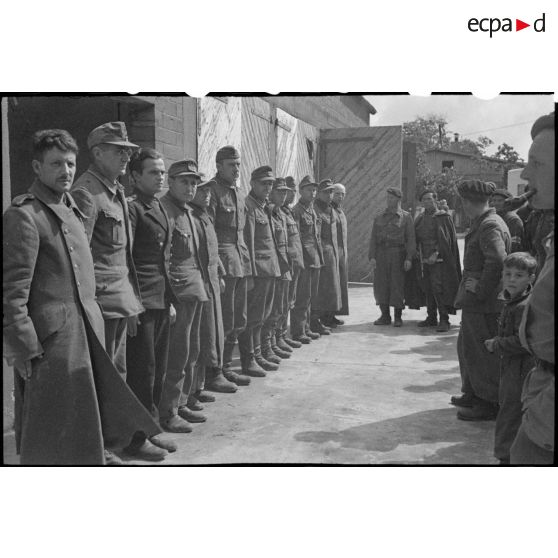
[251,165,275,181]
[386,187,402,198]
[333,183,346,193]
[197,178,216,189]
[492,188,512,199]
[273,177,290,191]
[285,176,296,190]
[216,145,240,162]
[318,179,335,192]
[87,121,139,150]
[168,159,201,179]
[299,175,318,190]
[457,179,495,201]
[531,111,555,139]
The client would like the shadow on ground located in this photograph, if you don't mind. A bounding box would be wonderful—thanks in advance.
[295,407,495,465]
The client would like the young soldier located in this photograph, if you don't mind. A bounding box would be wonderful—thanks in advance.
[158,160,209,433]
[4,129,161,464]
[452,180,511,421]
[312,179,341,335]
[261,178,292,363]
[490,188,525,252]
[237,166,281,375]
[368,187,415,327]
[209,146,252,386]
[483,253,536,464]
[291,176,323,343]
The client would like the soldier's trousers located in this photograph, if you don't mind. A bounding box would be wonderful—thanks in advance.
[457,311,500,403]
[423,263,449,320]
[337,246,349,316]
[221,276,248,342]
[373,247,406,309]
[104,317,128,379]
[158,299,203,419]
[237,277,275,356]
[277,268,301,334]
[291,267,320,337]
[126,308,170,420]
[262,278,290,344]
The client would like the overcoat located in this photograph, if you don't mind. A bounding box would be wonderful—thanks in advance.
[3,180,161,465]
[333,204,349,315]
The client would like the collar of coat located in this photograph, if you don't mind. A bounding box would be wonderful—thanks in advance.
[383,206,403,217]
[214,173,239,191]
[248,191,267,209]
[314,199,332,212]
[163,191,193,213]
[188,201,210,218]
[30,179,87,222]
[469,207,497,232]
[498,283,533,304]
[87,165,123,196]
[133,190,160,209]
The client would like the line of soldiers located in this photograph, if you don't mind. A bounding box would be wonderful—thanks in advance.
[3,122,350,465]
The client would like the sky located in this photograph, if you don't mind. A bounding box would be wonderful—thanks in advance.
[365,94,555,160]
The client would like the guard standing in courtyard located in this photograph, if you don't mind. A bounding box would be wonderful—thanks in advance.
[312,178,341,334]
[209,146,252,386]
[368,187,415,327]
[291,176,323,343]
[237,166,281,375]
[452,179,511,421]
[490,188,525,252]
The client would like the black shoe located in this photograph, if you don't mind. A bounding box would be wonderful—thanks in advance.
[321,316,338,328]
[374,315,391,325]
[436,320,450,332]
[284,337,302,348]
[224,370,251,386]
[294,335,312,344]
[393,317,403,327]
[205,374,238,393]
[450,393,475,408]
[149,434,177,453]
[418,317,438,327]
[332,316,345,326]
[124,439,167,461]
[457,403,498,422]
[178,407,207,423]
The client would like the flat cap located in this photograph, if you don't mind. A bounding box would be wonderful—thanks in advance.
[273,177,290,191]
[457,179,495,201]
[492,188,512,199]
[251,165,275,181]
[285,176,296,190]
[299,175,318,190]
[387,187,402,198]
[531,112,555,139]
[216,145,240,162]
[168,159,201,179]
[318,178,335,192]
[87,121,138,150]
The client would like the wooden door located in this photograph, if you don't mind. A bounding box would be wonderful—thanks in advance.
[319,125,404,282]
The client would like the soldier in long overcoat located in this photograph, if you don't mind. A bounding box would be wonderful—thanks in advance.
[3,130,161,465]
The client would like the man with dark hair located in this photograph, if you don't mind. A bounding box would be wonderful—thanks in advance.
[124,148,177,458]
[452,179,511,421]
[490,188,525,252]
[510,112,555,464]
[237,166,281,375]
[291,176,323,343]
[3,129,161,464]
[411,189,461,332]
[209,146,252,387]
[368,187,415,327]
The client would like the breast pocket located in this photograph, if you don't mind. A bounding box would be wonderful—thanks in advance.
[217,204,236,228]
[100,208,125,246]
[172,227,193,259]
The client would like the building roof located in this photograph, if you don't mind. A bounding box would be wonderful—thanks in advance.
[424,147,508,165]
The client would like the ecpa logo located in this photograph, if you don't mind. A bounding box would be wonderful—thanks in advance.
[468,13,546,37]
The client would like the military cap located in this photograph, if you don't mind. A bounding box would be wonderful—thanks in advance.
[197,178,217,189]
[216,145,240,162]
[87,121,139,150]
[457,179,495,201]
[531,112,555,139]
[492,188,512,199]
[251,165,275,181]
[333,182,346,193]
[285,176,296,190]
[299,175,318,190]
[168,159,201,179]
[273,177,290,190]
[418,188,437,200]
[386,187,402,199]
[318,178,335,192]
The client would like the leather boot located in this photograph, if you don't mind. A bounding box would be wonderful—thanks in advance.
[284,335,302,348]
[305,326,320,340]
[254,346,278,371]
[261,336,282,364]
[417,315,437,327]
[321,313,338,328]
[271,333,291,358]
[374,305,391,325]
[275,330,293,352]
[393,308,403,327]
[310,318,331,335]
[241,352,267,376]
[223,369,251,386]
[205,368,238,393]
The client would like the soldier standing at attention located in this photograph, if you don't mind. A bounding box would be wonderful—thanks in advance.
[291,176,323,344]
[368,187,415,327]
[237,166,281,375]
[452,180,511,422]
[490,188,525,252]
[209,146,252,387]
[277,176,304,350]
[261,178,292,364]
[311,179,341,335]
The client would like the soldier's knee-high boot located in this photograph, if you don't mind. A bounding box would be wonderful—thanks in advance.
[374,304,392,325]
[393,307,403,327]
[254,326,278,371]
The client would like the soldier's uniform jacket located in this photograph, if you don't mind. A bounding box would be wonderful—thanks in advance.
[281,205,305,272]
[71,166,144,319]
[292,201,324,268]
[244,192,281,278]
[3,180,160,464]
[209,173,252,278]
[415,210,439,258]
[269,203,292,280]
[454,208,511,314]
[160,192,209,303]
[127,191,177,309]
[368,207,415,261]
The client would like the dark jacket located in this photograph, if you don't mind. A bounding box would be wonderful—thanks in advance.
[269,203,292,279]
[3,180,160,465]
[281,205,305,272]
[368,207,415,261]
[454,208,511,314]
[292,201,323,268]
[127,191,177,309]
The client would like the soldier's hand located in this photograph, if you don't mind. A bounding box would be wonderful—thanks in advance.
[465,277,479,293]
[219,278,226,293]
[484,338,496,353]
[169,304,177,325]
[14,357,34,380]
[127,315,140,337]
[403,259,412,272]
[369,258,377,271]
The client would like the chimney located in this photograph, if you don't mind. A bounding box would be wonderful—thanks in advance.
[454,133,459,143]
